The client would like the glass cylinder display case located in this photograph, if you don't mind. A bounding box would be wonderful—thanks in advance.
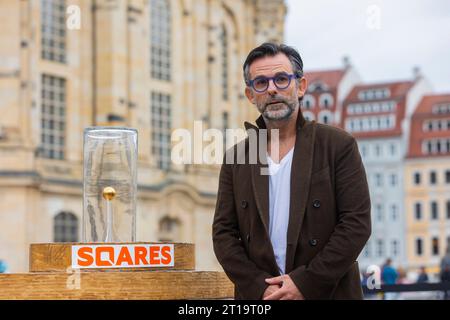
[83,127,138,242]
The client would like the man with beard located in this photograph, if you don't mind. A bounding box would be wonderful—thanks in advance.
[212,43,371,300]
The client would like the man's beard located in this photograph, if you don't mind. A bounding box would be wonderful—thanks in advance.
[258,96,297,121]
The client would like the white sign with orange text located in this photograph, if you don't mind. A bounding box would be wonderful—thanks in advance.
[71,244,174,269]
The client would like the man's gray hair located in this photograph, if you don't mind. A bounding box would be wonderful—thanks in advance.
[243,43,304,85]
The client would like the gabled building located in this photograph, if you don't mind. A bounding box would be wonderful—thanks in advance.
[302,57,361,126]
[405,94,450,273]
[341,72,432,270]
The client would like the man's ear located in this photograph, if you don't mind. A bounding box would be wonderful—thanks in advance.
[297,77,307,99]
[245,86,256,104]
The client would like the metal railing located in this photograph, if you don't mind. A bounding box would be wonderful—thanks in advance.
[362,282,450,299]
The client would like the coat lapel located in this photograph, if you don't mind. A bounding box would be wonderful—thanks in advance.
[250,160,270,234]
[245,120,271,235]
[285,120,316,273]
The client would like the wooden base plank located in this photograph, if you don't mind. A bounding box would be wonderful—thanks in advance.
[0,271,234,300]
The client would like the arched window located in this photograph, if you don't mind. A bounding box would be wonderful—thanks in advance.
[150,0,171,81]
[54,211,78,242]
[319,93,334,108]
[158,216,181,242]
[303,111,315,122]
[318,111,333,125]
[303,94,315,110]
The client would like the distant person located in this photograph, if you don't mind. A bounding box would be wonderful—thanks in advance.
[440,247,450,300]
[382,258,398,284]
[416,266,429,283]
[0,259,8,273]
[381,258,398,300]
[396,267,407,283]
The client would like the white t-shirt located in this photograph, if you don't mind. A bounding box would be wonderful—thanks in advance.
[267,147,294,275]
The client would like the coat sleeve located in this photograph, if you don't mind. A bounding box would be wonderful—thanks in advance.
[212,160,272,299]
[289,135,371,299]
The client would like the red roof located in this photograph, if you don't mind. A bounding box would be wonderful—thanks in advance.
[345,80,414,103]
[407,94,450,158]
[301,69,347,125]
[341,80,415,139]
[414,94,450,115]
[304,69,346,89]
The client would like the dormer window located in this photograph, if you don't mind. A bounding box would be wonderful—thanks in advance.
[432,104,450,114]
[358,88,390,101]
[308,81,328,92]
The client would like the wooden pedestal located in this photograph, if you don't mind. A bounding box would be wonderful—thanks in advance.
[0,242,234,300]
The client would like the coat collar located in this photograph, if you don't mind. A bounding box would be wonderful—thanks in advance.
[245,109,315,275]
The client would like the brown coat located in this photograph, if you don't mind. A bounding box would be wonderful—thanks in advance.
[212,111,371,300]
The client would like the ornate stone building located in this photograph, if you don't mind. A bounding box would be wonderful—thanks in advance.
[0,0,286,272]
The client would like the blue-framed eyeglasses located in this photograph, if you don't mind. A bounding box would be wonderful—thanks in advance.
[247,72,301,93]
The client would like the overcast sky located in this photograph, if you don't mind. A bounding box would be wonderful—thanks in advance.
[285,0,450,92]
